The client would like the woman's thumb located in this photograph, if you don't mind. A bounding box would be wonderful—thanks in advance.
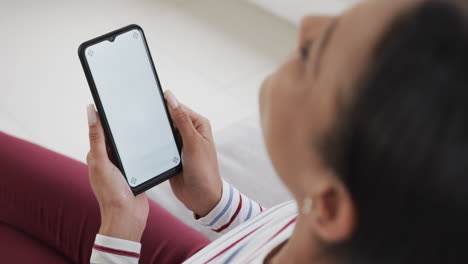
[164,90,196,140]
[87,104,108,160]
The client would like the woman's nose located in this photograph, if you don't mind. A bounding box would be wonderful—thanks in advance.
[299,15,335,50]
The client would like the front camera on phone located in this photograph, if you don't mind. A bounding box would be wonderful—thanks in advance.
[133,32,139,39]
[173,156,179,163]
[87,50,94,57]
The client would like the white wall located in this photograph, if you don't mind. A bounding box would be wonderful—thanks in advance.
[247,0,360,25]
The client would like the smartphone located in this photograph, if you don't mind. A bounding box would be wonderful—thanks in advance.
[78,24,182,195]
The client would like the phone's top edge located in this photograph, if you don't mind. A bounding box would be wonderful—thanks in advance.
[77,24,143,55]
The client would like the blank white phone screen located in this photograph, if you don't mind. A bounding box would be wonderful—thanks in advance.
[85,28,180,188]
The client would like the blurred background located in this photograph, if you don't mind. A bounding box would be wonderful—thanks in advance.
[0,0,356,163]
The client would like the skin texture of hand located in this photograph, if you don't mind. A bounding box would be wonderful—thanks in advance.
[164,90,223,217]
[86,104,149,243]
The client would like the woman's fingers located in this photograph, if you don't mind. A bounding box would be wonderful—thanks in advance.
[183,105,213,141]
[86,104,108,163]
[164,90,197,141]
[164,90,213,141]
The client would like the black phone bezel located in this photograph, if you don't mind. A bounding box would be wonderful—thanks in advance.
[78,24,182,196]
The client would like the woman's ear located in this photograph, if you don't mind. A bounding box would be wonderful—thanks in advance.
[310,180,356,243]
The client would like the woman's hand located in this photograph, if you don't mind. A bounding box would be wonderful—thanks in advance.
[164,91,223,217]
[86,104,149,242]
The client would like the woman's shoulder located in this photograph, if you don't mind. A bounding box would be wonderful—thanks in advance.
[183,200,297,264]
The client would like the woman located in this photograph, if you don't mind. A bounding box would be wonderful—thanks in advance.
[2,0,468,262]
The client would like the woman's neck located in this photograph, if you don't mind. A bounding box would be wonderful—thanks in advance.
[266,214,332,264]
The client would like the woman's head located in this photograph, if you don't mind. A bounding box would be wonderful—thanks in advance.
[259,0,468,262]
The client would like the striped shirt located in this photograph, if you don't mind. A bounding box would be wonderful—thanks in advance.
[91,180,297,263]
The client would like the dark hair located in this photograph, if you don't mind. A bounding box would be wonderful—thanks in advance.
[322,0,468,263]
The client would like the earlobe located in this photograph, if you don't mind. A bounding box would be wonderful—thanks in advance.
[311,183,356,243]
[301,197,314,215]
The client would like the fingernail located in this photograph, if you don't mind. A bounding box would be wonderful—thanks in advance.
[165,90,179,109]
[87,104,97,125]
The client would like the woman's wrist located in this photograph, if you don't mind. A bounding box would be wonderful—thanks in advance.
[193,183,223,218]
[194,194,222,218]
[99,208,146,242]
